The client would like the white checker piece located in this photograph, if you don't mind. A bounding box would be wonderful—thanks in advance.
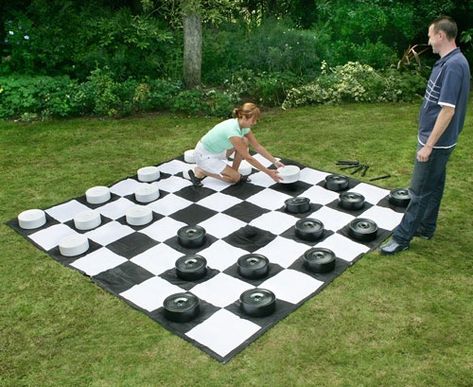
[301,185,339,205]
[130,244,183,275]
[70,247,127,276]
[158,159,189,175]
[250,211,297,235]
[309,205,355,232]
[201,178,233,192]
[110,178,142,196]
[120,276,183,312]
[317,233,370,262]
[255,236,309,268]
[45,200,91,222]
[246,189,292,211]
[156,176,192,193]
[260,269,324,304]
[247,171,276,188]
[190,273,254,308]
[197,192,242,212]
[85,221,134,246]
[139,217,187,242]
[186,309,261,358]
[198,240,249,271]
[96,197,135,220]
[147,194,192,216]
[347,182,391,204]
[357,206,404,231]
[199,213,246,239]
[29,224,77,251]
[299,168,331,185]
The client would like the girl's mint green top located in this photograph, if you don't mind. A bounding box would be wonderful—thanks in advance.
[201,118,250,153]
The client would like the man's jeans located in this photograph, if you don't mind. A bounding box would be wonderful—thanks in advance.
[392,145,455,245]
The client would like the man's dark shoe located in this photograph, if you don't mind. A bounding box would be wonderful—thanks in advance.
[188,170,203,187]
[380,238,409,255]
[413,231,433,240]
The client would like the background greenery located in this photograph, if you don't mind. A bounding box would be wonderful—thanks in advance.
[1,103,473,385]
[1,1,472,118]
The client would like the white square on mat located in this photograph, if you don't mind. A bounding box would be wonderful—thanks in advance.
[246,189,292,211]
[199,213,246,239]
[299,168,330,185]
[250,211,296,235]
[259,269,324,304]
[191,273,254,308]
[198,240,248,271]
[309,206,355,232]
[140,217,187,242]
[70,247,127,276]
[85,221,134,246]
[255,236,309,268]
[201,178,233,192]
[347,183,390,205]
[186,309,261,358]
[301,185,339,205]
[96,197,135,220]
[156,176,192,193]
[317,233,370,262]
[130,243,183,275]
[45,200,91,223]
[29,224,77,251]
[197,192,242,212]
[147,194,192,216]
[110,178,142,197]
[252,153,273,168]
[247,171,275,188]
[158,159,189,175]
[356,206,404,231]
[120,276,183,312]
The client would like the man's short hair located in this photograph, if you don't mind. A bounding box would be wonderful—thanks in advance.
[431,16,458,40]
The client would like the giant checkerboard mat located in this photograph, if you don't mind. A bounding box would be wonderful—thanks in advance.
[8,154,406,362]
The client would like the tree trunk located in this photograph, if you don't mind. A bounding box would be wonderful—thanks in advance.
[183,12,202,89]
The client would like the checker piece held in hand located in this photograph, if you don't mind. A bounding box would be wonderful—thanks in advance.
[188,103,283,187]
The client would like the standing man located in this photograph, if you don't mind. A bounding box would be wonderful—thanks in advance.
[381,16,470,255]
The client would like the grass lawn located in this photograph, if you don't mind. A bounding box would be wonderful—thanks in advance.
[1,102,473,386]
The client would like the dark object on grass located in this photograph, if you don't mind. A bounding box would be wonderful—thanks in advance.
[361,165,370,177]
[175,254,208,281]
[325,174,349,191]
[177,225,206,248]
[348,218,378,242]
[303,247,336,273]
[350,165,364,175]
[369,174,391,181]
[295,218,325,241]
[336,160,359,165]
[163,292,200,322]
[285,197,311,214]
[340,164,361,170]
[240,288,276,317]
[237,254,269,279]
[389,188,411,207]
[339,191,365,210]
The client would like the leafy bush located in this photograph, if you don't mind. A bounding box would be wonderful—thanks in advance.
[282,62,426,109]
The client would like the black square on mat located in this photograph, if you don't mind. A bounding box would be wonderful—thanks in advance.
[169,204,218,225]
[223,262,284,286]
[64,214,112,234]
[7,213,60,236]
[280,226,334,246]
[337,225,391,249]
[376,196,408,213]
[324,199,373,217]
[173,185,216,202]
[268,180,313,197]
[159,267,220,291]
[106,232,159,259]
[316,177,360,192]
[115,212,165,231]
[49,239,103,266]
[93,261,155,294]
[222,201,270,223]
[75,193,121,209]
[220,182,265,200]
[149,298,220,335]
[289,255,350,283]
[225,298,296,327]
[164,234,218,255]
[223,226,277,253]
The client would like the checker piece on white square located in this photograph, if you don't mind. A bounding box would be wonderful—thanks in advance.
[197,192,242,212]
[45,200,91,223]
[250,211,296,235]
[246,189,292,211]
[29,224,77,251]
[199,213,246,239]
[191,273,254,308]
[70,247,127,276]
[186,309,261,358]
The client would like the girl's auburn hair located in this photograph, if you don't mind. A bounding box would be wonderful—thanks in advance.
[233,102,261,120]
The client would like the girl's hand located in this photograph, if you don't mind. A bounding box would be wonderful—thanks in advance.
[266,168,282,182]
[274,160,285,168]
